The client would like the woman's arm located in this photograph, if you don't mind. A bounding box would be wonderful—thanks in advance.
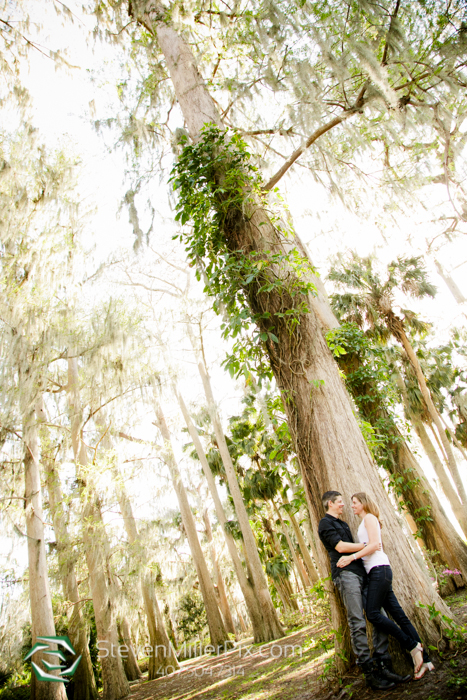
[335,541,367,553]
[337,514,381,568]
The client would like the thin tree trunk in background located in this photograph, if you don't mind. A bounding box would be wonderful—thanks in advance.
[248,379,318,586]
[397,371,467,537]
[435,260,466,304]
[67,357,129,700]
[117,618,142,681]
[262,517,299,611]
[301,519,320,567]
[281,497,319,583]
[234,600,248,633]
[174,384,275,641]
[284,475,321,572]
[140,577,180,676]
[271,500,310,590]
[22,393,68,700]
[129,0,455,663]
[96,414,178,679]
[188,344,284,640]
[163,602,178,650]
[200,506,236,637]
[276,578,297,612]
[153,401,231,651]
[416,418,467,529]
[92,424,141,682]
[38,402,98,700]
[396,322,467,506]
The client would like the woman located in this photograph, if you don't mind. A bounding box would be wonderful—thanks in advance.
[337,492,434,680]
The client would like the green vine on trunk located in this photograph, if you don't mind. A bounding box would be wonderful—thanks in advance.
[170,125,316,381]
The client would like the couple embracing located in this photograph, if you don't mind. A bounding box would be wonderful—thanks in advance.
[318,491,434,690]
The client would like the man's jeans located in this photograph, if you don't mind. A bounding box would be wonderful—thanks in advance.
[335,570,389,666]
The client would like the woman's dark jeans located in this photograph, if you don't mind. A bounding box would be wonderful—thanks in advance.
[365,565,422,653]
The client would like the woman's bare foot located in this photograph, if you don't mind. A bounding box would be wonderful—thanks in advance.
[414,661,434,680]
[410,643,424,675]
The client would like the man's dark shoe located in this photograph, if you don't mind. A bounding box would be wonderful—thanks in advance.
[374,658,411,684]
[361,660,396,690]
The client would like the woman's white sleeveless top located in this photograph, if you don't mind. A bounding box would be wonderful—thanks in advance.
[357,517,390,573]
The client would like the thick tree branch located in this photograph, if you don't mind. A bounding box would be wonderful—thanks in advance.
[263,96,366,191]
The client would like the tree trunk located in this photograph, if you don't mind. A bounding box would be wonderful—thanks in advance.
[141,577,179,677]
[284,474,322,575]
[163,602,178,651]
[250,381,319,585]
[271,500,310,590]
[117,618,142,681]
[302,519,320,569]
[281,497,319,584]
[262,517,299,611]
[153,401,231,651]
[395,320,467,507]
[396,372,467,537]
[276,578,298,612]
[200,506,237,637]
[39,406,98,700]
[128,0,455,660]
[67,357,129,700]
[435,260,466,304]
[95,414,178,679]
[22,400,68,700]
[414,418,467,535]
[174,384,276,641]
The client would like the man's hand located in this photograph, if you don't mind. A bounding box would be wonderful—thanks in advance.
[337,555,354,568]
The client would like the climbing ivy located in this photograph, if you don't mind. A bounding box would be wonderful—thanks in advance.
[171,125,316,380]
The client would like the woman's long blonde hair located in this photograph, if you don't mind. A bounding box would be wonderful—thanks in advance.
[352,492,383,528]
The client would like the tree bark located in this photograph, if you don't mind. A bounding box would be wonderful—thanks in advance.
[128,0,455,660]
[153,400,231,651]
[67,357,129,700]
[22,398,68,700]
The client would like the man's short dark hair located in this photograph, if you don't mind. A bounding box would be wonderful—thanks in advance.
[321,491,341,512]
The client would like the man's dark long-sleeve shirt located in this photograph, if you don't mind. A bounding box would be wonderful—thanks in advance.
[318,513,366,580]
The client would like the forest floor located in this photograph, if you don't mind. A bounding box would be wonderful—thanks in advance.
[129,590,467,700]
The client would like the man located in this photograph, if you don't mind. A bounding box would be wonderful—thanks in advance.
[318,490,410,689]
